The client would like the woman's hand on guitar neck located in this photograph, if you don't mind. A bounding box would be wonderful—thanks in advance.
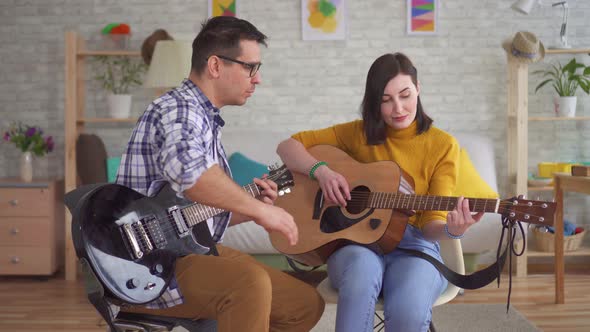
[314,165,351,207]
[446,196,484,237]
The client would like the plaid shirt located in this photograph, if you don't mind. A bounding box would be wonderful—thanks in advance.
[116,79,231,309]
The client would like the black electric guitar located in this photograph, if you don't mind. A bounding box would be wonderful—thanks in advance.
[64,165,294,305]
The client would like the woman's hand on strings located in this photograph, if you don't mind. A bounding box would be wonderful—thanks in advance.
[314,165,351,207]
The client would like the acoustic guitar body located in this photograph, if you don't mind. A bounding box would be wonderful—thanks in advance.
[273,145,409,267]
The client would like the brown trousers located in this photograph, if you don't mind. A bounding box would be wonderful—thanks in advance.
[123,245,325,332]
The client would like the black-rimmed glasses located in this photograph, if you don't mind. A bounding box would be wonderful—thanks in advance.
[215,55,262,77]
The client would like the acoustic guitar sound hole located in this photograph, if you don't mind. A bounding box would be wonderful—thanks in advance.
[319,185,373,234]
[346,185,371,214]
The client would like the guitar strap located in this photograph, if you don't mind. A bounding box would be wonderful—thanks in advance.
[399,218,524,312]
[396,245,507,290]
[192,221,219,256]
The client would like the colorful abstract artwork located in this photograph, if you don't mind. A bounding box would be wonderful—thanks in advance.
[208,0,237,18]
[302,0,347,41]
[407,0,437,35]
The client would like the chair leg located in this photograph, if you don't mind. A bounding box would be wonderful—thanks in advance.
[372,313,436,332]
[429,320,436,332]
[374,312,385,332]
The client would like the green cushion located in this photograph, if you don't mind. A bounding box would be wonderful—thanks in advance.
[106,156,121,183]
[228,152,268,186]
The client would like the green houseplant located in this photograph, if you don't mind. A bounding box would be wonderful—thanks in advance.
[92,56,146,118]
[533,58,590,117]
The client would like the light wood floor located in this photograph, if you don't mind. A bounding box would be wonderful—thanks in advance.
[1,272,589,331]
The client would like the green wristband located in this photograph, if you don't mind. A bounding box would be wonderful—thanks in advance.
[309,161,328,180]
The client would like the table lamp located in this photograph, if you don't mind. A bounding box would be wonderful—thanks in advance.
[511,0,571,49]
[144,40,192,94]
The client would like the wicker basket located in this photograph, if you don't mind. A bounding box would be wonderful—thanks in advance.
[532,227,586,252]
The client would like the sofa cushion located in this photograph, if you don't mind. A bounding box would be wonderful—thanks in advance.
[454,148,498,199]
[228,152,268,186]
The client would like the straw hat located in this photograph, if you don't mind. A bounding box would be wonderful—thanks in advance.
[502,31,545,63]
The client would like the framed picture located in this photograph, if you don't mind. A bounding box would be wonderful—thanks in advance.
[407,0,438,35]
[302,0,347,41]
[208,0,238,18]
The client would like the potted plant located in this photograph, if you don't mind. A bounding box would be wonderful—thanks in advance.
[3,122,54,182]
[93,56,146,118]
[533,58,590,117]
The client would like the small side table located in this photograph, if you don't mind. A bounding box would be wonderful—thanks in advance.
[0,178,64,276]
[553,173,590,304]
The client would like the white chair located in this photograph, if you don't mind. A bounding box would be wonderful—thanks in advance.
[316,239,464,332]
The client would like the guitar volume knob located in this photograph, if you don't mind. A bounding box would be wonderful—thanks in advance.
[126,278,140,289]
[151,264,164,275]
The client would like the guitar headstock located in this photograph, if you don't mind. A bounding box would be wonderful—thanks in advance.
[268,164,295,196]
[500,196,556,226]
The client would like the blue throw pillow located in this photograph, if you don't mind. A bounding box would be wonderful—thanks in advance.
[228,152,268,186]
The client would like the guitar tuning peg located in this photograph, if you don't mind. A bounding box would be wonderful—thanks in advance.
[278,190,284,196]
[284,188,291,194]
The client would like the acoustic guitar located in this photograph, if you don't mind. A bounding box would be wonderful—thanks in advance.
[271,145,556,267]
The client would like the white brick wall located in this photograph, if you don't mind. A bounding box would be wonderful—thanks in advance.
[1,0,589,226]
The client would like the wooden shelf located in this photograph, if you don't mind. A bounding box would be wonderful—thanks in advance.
[546,48,590,55]
[527,246,590,258]
[527,186,553,192]
[506,47,590,280]
[77,50,141,57]
[64,31,143,281]
[529,116,590,121]
[77,117,137,124]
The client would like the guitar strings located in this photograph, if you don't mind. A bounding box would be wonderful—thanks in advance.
[125,170,288,244]
[347,191,548,205]
[125,170,550,251]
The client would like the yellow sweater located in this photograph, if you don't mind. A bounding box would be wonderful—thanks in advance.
[291,120,460,229]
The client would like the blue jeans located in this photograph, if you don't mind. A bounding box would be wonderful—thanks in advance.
[327,225,448,332]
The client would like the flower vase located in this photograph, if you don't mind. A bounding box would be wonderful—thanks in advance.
[20,151,33,182]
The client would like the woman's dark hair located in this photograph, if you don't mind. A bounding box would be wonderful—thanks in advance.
[361,52,433,145]
[191,16,267,75]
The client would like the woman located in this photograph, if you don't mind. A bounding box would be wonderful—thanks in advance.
[276,53,483,332]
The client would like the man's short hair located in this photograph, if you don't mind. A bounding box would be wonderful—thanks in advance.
[191,16,267,75]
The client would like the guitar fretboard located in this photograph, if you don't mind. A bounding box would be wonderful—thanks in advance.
[368,192,500,213]
[180,182,262,227]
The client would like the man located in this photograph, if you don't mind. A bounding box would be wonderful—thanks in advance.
[116,16,324,332]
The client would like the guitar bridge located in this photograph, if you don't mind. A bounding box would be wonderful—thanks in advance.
[132,221,154,252]
[121,223,144,259]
